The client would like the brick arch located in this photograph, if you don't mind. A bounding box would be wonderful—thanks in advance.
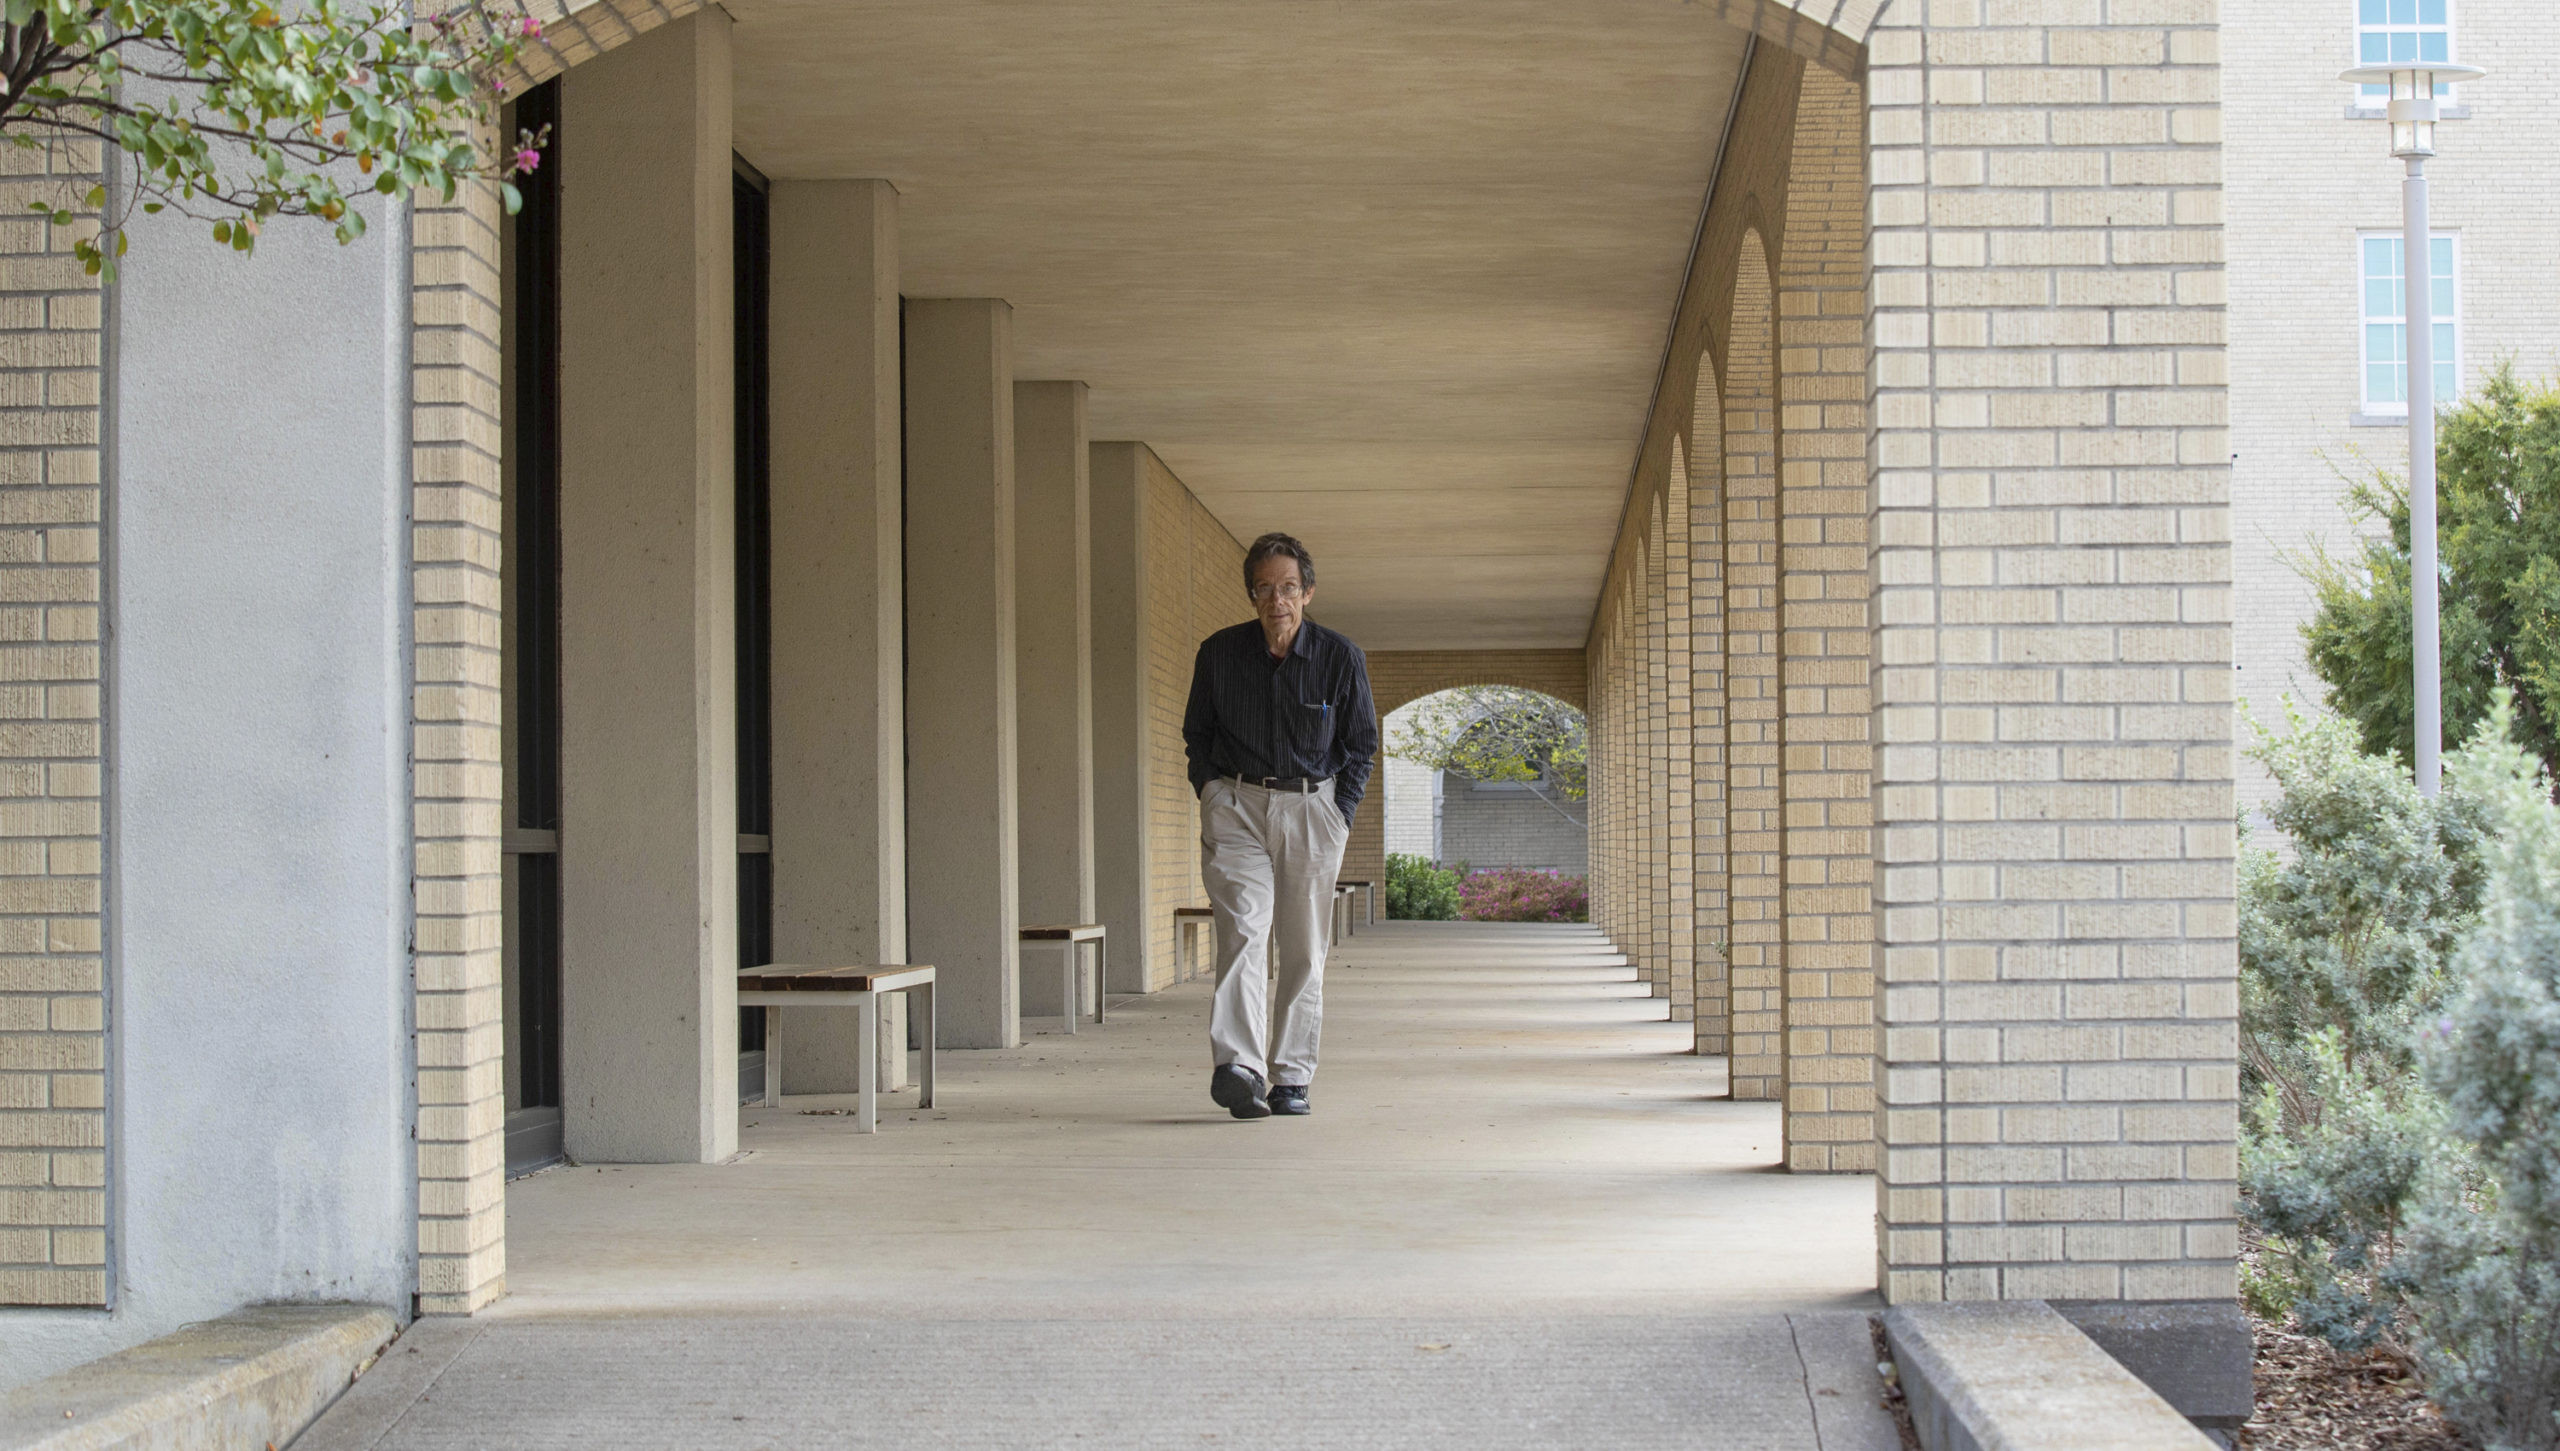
[1340,651,1589,895]
[506,0,711,90]
[1700,0,1889,80]
[1365,649,1587,720]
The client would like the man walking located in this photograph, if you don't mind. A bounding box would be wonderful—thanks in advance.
[1184,532,1378,1119]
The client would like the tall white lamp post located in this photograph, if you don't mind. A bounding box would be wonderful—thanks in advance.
[2340,59,2484,796]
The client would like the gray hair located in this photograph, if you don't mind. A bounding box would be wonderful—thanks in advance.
[1243,532,1315,595]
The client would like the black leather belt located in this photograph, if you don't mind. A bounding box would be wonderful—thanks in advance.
[1228,774,1327,794]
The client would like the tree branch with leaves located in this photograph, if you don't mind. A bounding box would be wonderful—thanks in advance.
[0,0,551,280]
[1385,686,1587,824]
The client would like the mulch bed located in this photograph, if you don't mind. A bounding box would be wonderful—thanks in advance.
[2239,1317,2475,1451]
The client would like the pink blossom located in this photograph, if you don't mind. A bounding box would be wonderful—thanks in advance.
[517,15,543,37]
[1456,868,1589,923]
[514,147,540,171]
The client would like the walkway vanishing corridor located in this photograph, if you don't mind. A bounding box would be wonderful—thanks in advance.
[301,923,1891,1448]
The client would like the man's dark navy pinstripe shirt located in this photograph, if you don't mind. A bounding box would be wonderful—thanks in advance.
[1181,617,1380,826]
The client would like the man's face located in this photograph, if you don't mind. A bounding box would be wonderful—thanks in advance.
[1251,554,1311,639]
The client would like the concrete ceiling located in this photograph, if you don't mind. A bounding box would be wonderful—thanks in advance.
[728,1,1751,650]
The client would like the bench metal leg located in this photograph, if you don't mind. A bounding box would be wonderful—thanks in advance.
[1060,941,1077,1034]
[914,981,936,1109]
[763,1006,782,1108]
[857,992,879,1134]
[1095,937,1107,1024]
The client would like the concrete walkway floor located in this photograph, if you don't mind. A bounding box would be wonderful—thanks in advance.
[300,921,1893,1449]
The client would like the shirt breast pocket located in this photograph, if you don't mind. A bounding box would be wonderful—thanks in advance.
[1289,700,1336,761]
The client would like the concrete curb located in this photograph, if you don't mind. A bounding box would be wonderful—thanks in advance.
[0,1303,398,1451]
[1883,1302,2218,1451]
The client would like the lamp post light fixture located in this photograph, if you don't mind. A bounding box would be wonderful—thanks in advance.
[2339,59,2485,797]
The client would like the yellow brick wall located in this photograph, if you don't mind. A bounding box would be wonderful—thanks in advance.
[1141,451,1246,988]
[0,136,106,1308]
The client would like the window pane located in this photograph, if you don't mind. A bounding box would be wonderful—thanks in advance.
[2360,33,2387,63]
[2389,0,2415,23]
[2391,30,2418,60]
[2361,0,2387,20]
[2436,358,2457,400]
[2429,237,2454,276]
[2419,0,2445,24]
[2421,33,2448,62]
[2432,275,2456,316]
[2371,362,2400,406]
[2369,322,2402,363]
[2366,236,2399,279]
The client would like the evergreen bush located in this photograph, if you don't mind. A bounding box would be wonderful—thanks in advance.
[2239,705,2483,1348]
[1385,852,1459,921]
[2399,705,2560,1451]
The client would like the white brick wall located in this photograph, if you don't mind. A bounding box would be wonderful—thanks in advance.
[2224,0,2560,809]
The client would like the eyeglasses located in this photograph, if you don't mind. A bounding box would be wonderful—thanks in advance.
[1249,581,1307,603]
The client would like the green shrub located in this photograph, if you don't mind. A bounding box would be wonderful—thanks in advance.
[2239,705,2484,1349]
[1385,852,1459,921]
[2300,365,2560,783]
[2239,697,2560,1446]
[2398,704,2560,1451]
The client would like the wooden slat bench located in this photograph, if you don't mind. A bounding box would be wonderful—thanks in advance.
[1336,878,1376,926]
[1174,906,1214,981]
[736,964,936,1134]
[1019,923,1106,1030]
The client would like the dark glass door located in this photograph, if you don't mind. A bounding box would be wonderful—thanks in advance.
[505,78,565,1173]
[734,162,775,1091]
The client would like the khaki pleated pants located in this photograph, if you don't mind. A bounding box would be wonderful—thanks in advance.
[1199,776,1349,1088]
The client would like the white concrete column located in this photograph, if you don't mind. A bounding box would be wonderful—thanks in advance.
[1013,381,1094,1016]
[768,179,909,1091]
[1088,441,1155,992]
[904,299,1021,1049]
[556,7,736,1163]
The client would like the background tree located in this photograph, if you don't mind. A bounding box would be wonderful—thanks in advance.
[0,0,547,279]
[1384,685,1586,822]
[2299,364,2560,782]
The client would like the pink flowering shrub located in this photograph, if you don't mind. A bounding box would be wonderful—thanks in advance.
[1456,868,1589,923]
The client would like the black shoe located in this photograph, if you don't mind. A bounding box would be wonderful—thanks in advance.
[1210,1064,1271,1119]
[1269,1085,1311,1116]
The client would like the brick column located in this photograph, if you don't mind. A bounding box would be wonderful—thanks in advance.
[0,134,111,1308]
[1687,380,1733,1060]
[1778,65,1879,1173]
[1644,512,1669,998]
[1725,236,1784,1102]
[1667,449,1697,1023]
[1621,586,1642,963]
[411,143,507,1309]
[1869,0,2238,1302]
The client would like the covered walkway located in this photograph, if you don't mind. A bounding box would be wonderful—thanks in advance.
[300,923,1887,1448]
